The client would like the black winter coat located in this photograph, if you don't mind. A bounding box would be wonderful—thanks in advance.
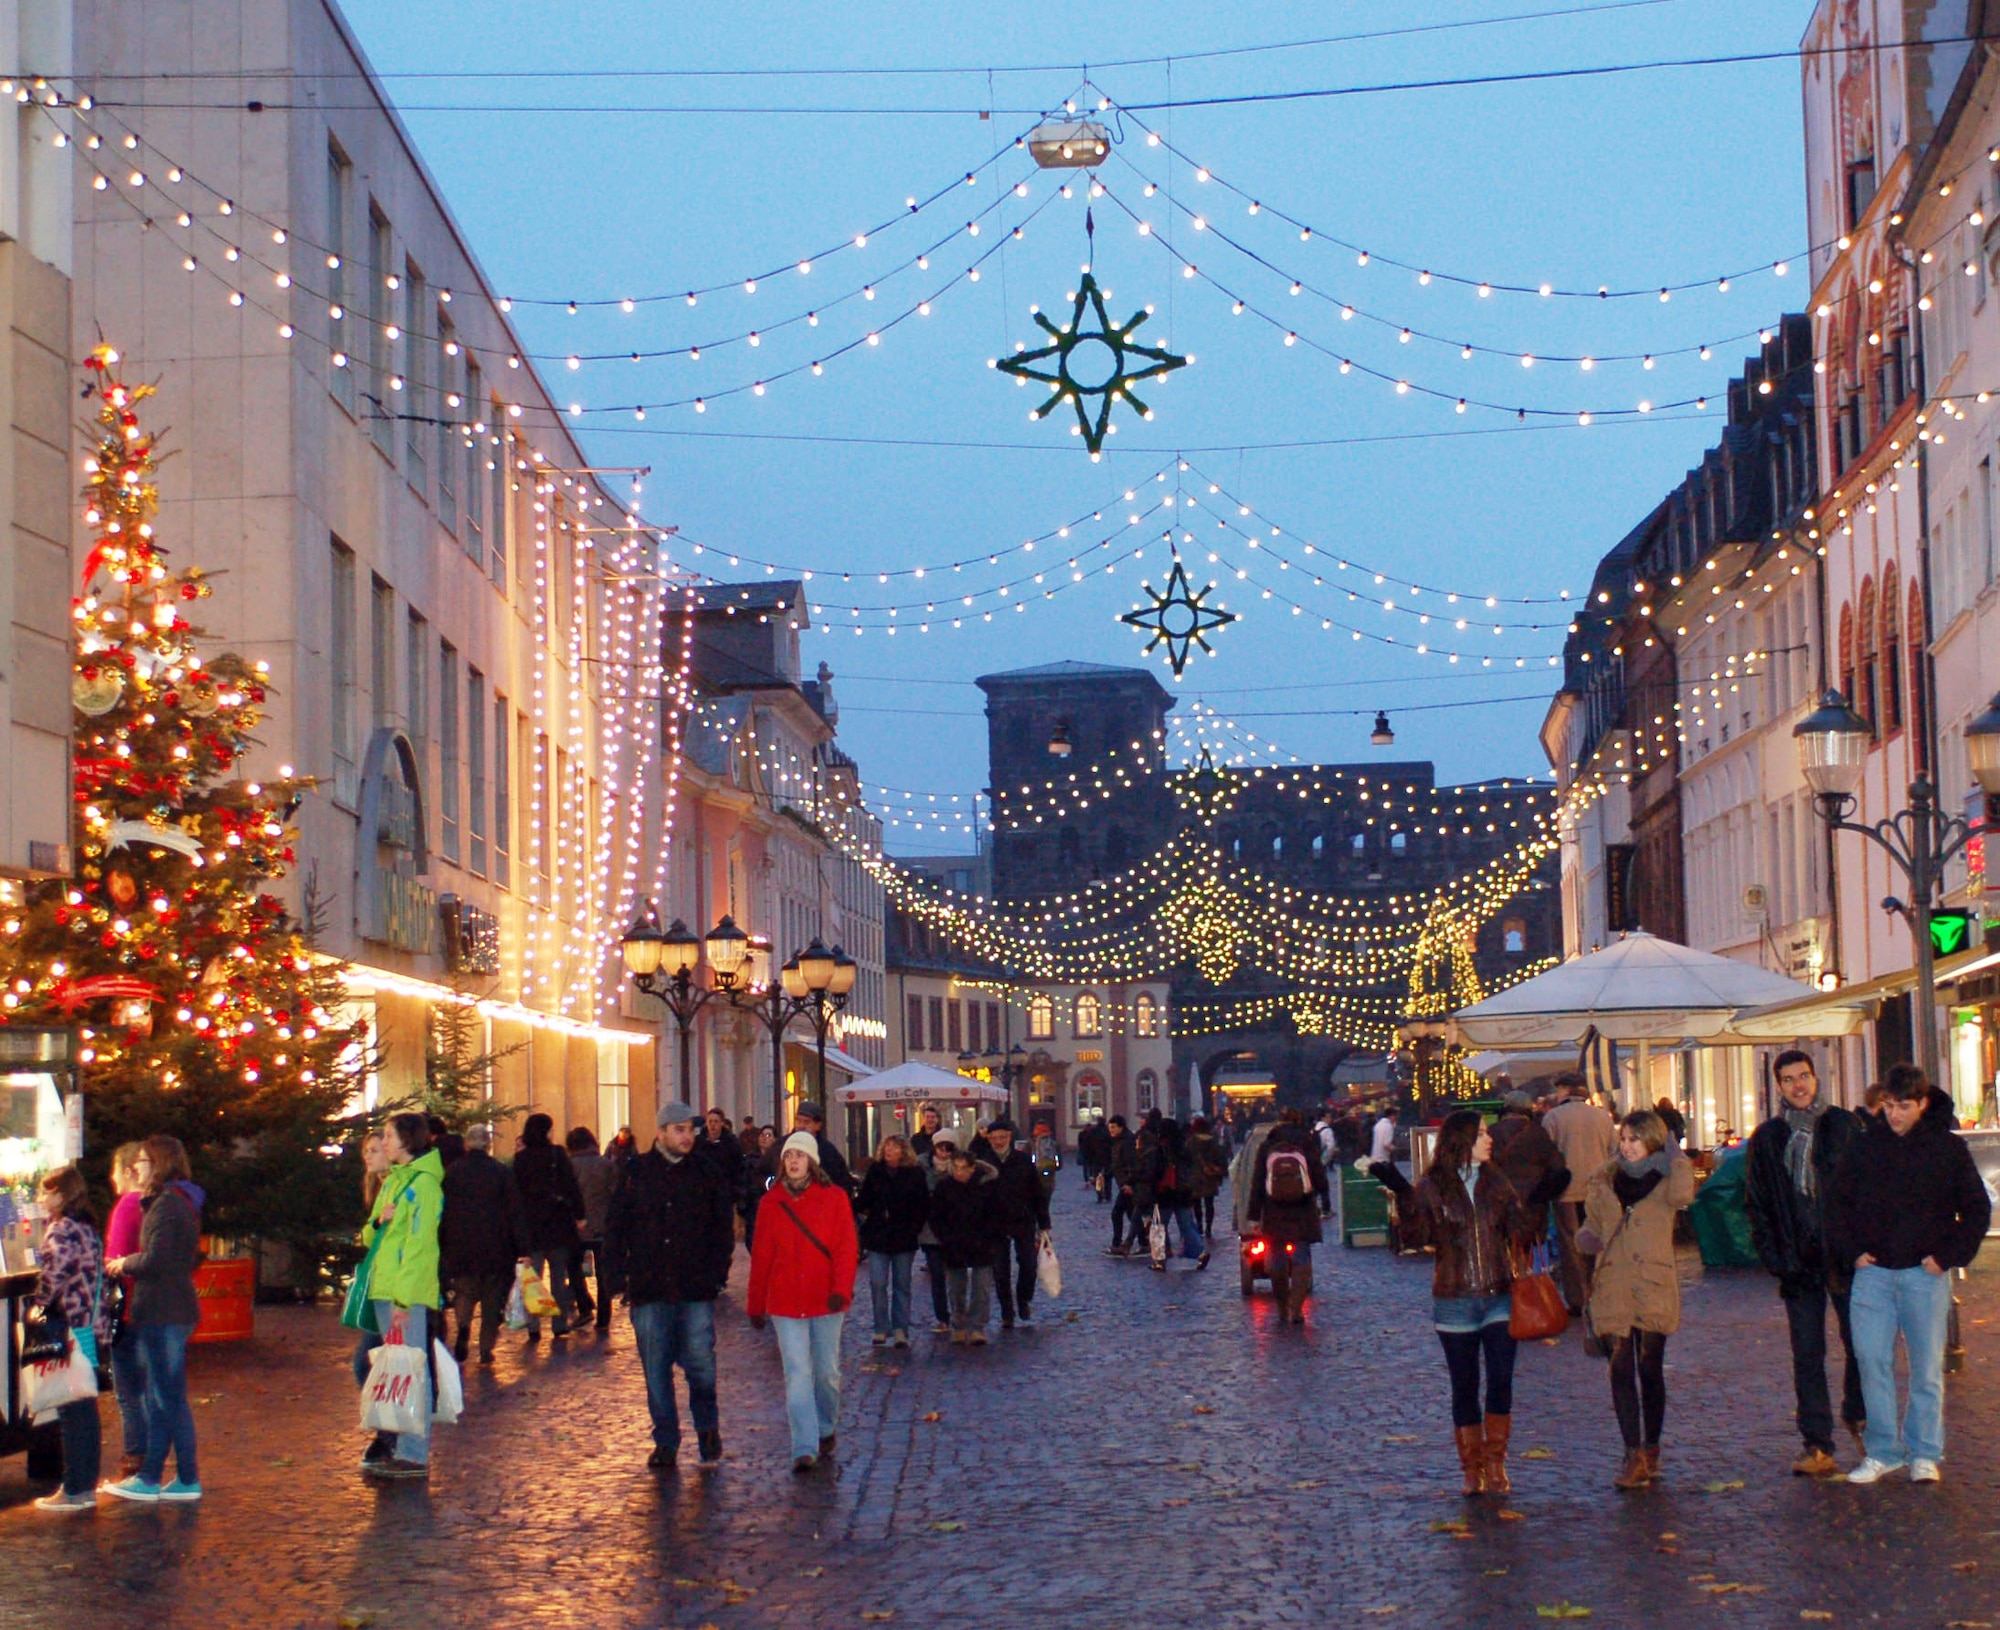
[1825,1089,1990,1273]
[1744,1105,1862,1292]
[928,1165,1001,1269]
[512,1142,585,1253]
[856,1160,931,1254]
[605,1147,737,1305]
[440,1150,520,1280]
[694,1129,746,1199]
[1107,1131,1140,1190]
[987,1147,1051,1233]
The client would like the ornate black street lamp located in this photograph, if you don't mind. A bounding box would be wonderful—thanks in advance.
[619,902,752,1105]
[1794,688,2000,1087]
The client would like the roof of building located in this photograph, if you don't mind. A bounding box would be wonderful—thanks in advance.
[692,581,804,616]
[974,659,1169,688]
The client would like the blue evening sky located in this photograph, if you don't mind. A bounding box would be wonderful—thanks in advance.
[340,0,1811,852]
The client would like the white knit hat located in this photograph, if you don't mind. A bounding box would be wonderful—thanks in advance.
[781,1131,820,1164]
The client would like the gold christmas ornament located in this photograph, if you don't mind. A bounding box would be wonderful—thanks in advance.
[73,666,125,715]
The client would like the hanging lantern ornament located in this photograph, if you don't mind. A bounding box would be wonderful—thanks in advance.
[73,664,125,715]
[995,209,1187,456]
[1119,554,1237,677]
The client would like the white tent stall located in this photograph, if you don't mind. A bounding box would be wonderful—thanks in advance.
[832,1062,1011,1157]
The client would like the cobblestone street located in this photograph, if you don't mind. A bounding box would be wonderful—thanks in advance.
[6,1176,2000,1629]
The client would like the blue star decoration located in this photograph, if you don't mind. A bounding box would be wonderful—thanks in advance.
[994,272,1189,455]
[1120,554,1238,677]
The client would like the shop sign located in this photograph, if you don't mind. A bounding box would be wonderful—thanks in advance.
[1075,1049,1104,1063]
[356,728,435,954]
[1930,910,1974,958]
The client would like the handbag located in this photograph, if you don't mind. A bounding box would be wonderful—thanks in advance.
[1507,1238,1569,1340]
[340,1227,385,1333]
[774,1195,848,1312]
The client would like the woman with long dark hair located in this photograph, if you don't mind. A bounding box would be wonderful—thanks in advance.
[30,1166,110,1512]
[1371,1110,1534,1497]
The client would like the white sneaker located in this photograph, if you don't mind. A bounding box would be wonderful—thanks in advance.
[1909,1459,1941,1483]
[1846,1456,1906,1484]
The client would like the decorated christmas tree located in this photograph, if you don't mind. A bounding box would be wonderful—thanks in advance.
[0,345,369,1285]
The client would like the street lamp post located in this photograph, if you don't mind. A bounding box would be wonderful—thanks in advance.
[1002,1042,1027,1124]
[780,938,857,1107]
[1794,689,2000,1089]
[619,903,752,1107]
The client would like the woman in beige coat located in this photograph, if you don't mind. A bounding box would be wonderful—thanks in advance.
[1580,1110,1695,1490]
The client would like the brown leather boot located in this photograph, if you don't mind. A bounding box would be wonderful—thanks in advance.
[1613,1447,1650,1490]
[1454,1425,1487,1496]
[1482,1412,1512,1497]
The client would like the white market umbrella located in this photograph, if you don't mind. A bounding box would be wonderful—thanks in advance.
[831,1060,1010,1107]
[1450,931,1821,1050]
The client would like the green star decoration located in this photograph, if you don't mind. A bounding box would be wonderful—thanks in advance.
[1120,555,1238,677]
[995,272,1188,454]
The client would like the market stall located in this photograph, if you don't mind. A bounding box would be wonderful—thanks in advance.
[1449,931,1857,1140]
[832,1062,1010,1158]
[1,1025,79,1472]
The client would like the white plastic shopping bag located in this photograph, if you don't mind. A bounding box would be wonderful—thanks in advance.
[430,1339,463,1426]
[1148,1208,1168,1269]
[504,1277,529,1330]
[1035,1231,1062,1300]
[26,1340,97,1423]
[359,1341,430,1436]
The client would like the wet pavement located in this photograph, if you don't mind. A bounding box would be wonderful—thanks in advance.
[5,1176,2000,1629]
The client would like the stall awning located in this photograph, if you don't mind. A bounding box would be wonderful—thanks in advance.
[1729,941,1997,1038]
[832,1060,1007,1107]
[814,1045,876,1081]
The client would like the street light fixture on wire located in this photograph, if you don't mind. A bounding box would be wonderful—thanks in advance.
[1793,688,2000,1088]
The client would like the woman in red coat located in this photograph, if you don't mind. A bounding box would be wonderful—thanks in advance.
[748,1132,860,1472]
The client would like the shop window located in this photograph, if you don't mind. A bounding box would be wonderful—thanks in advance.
[1135,1069,1158,1114]
[1074,1071,1106,1125]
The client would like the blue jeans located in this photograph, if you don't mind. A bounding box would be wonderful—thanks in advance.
[1849,1263,1952,1465]
[110,1329,147,1459]
[371,1302,431,1465]
[1170,1203,1207,1260]
[132,1322,198,1486]
[771,1313,844,1460]
[351,1328,382,1390]
[866,1251,914,1337]
[628,1299,719,1450]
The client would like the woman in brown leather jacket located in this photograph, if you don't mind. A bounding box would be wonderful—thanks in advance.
[1372,1109,1537,1497]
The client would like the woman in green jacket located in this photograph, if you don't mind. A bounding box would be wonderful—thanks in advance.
[363,1112,445,1479]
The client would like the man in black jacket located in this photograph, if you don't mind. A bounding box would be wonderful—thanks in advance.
[1105,1116,1141,1255]
[605,1100,737,1470]
[1745,1050,1866,1476]
[1825,1065,1990,1485]
[1077,1113,1111,1202]
[983,1120,1051,1326]
[440,1124,520,1365]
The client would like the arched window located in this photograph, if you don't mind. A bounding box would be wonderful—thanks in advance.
[1311,834,1324,859]
[1856,577,1879,733]
[1134,991,1160,1038]
[1231,837,1242,859]
[1837,601,1855,710]
[1390,830,1408,854]
[1073,1071,1106,1125]
[1272,834,1283,857]
[1074,992,1102,1037]
[1503,917,1527,955]
[1026,992,1054,1041]
[1879,562,1903,735]
[1907,579,1930,772]
[1135,1069,1159,1114]
[1351,831,1367,853]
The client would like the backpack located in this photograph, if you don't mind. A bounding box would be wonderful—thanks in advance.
[1266,1148,1311,1204]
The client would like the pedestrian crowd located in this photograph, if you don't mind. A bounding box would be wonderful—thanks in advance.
[21,1050,1989,1511]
